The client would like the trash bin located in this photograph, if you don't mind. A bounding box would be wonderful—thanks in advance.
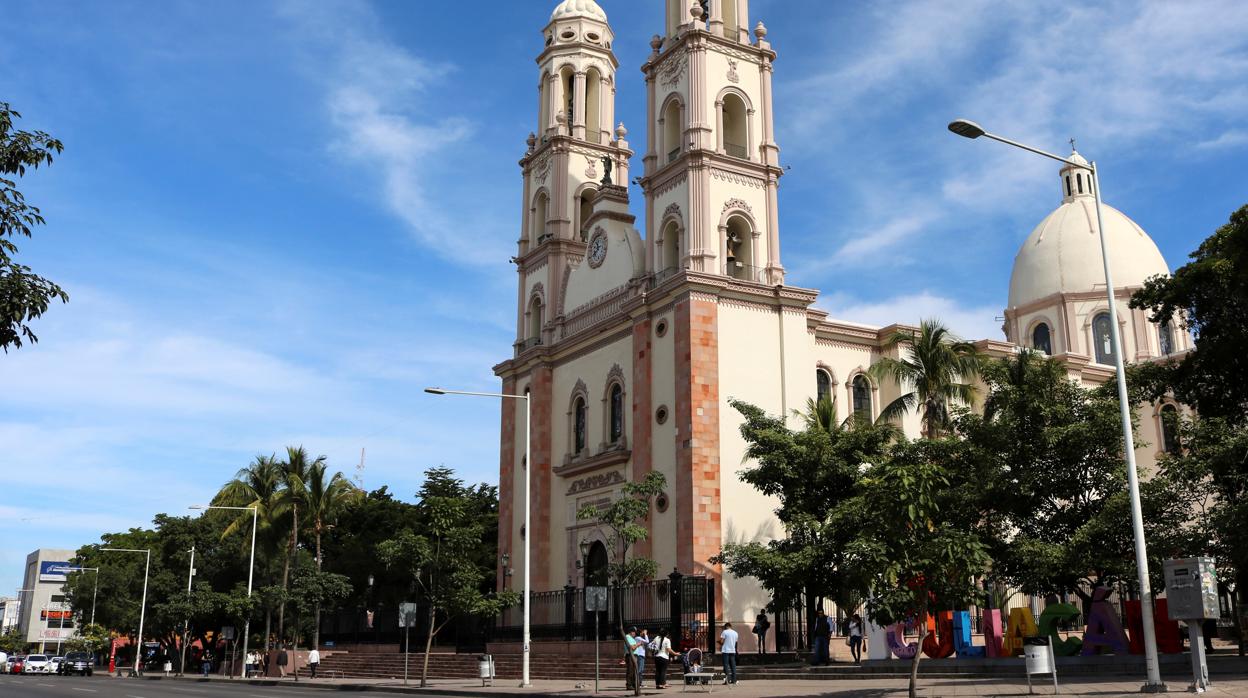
[478,654,495,686]
[1023,636,1057,694]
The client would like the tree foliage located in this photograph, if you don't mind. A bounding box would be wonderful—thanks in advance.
[713,398,895,617]
[0,102,67,351]
[868,320,984,438]
[576,470,667,587]
[1130,204,1248,423]
[377,467,518,687]
[849,439,990,698]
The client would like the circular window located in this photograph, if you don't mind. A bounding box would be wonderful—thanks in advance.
[561,30,576,40]
[655,492,669,513]
[587,32,601,42]
[655,319,668,337]
[655,405,669,424]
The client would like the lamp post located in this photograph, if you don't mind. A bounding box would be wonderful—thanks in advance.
[191,504,259,679]
[948,118,1166,692]
[177,546,195,677]
[426,386,532,688]
[101,548,151,677]
[579,539,600,695]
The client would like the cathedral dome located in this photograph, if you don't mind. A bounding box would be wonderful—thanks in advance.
[1007,152,1169,309]
[551,0,607,22]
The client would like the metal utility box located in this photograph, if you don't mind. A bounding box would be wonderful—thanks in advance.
[1164,557,1219,621]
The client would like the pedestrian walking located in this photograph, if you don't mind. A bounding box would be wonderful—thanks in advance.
[307,648,320,679]
[848,613,864,665]
[276,646,289,678]
[717,622,739,685]
[812,609,831,665]
[651,628,672,689]
[201,649,212,677]
[753,611,770,654]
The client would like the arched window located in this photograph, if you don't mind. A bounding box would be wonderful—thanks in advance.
[1159,320,1175,356]
[586,69,603,144]
[1065,175,1072,197]
[852,375,872,419]
[721,93,749,159]
[662,99,682,164]
[725,214,753,280]
[660,219,680,272]
[538,75,549,134]
[573,396,587,455]
[609,383,624,443]
[1032,323,1052,355]
[1076,173,1084,194]
[816,369,832,404]
[1160,404,1180,454]
[528,296,544,343]
[561,68,575,128]
[578,188,597,241]
[533,192,549,243]
[1092,312,1116,365]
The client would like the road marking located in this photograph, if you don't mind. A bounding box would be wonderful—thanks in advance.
[71,688,98,693]
[127,695,149,698]
[38,683,57,687]
[168,689,209,694]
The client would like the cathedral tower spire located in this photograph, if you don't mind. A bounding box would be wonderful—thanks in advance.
[642,0,783,285]
[514,0,633,353]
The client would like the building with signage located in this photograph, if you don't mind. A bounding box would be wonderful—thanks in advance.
[493,0,1187,651]
[0,596,19,634]
[18,548,76,647]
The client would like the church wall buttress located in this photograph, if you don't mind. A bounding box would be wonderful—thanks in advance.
[631,318,654,560]
[531,365,555,593]
[674,294,721,589]
[498,376,517,592]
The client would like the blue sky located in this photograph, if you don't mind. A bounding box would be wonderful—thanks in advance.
[2,0,1245,594]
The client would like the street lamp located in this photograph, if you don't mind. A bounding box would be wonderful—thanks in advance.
[191,504,259,679]
[948,118,1166,692]
[101,548,151,677]
[425,386,532,688]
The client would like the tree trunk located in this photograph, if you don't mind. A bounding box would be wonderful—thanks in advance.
[278,504,298,643]
[314,526,322,649]
[422,604,436,688]
[909,621,927,698]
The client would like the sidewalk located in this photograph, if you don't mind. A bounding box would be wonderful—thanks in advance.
[137,673,1248,697]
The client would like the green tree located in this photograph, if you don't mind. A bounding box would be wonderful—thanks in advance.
[850,439,990,698]
[0,628,25,653]
[297,460,362,647]
[377,467,518,687]
[868,319,984,438]
[1130,204,1248,424]
[212,454,285,649]
[713,399,896,642]
[961,352,1191,607]
[1,102,67,351]
[274,446,324,644]
[289,567,353,653]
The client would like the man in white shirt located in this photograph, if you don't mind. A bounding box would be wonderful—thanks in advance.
[717,622,739,684]
[307,648,320,679]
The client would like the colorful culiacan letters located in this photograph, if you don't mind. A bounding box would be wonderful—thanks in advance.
[881,593,1197,660]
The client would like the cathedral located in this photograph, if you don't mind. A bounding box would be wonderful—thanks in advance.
[493,0,1185,651]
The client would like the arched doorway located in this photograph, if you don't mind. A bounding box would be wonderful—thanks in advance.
[586,541,608,587]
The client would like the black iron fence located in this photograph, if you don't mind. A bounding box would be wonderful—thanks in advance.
[485,571,716,653]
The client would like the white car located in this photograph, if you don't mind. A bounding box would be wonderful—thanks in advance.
[24,654,52,674]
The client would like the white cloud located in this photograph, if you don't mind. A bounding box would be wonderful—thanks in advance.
[818,290,1004,342]
[277,0,511,267]
[1194,129,1248,151]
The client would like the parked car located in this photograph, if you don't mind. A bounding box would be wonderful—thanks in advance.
[60,652,94,676]
[9,656,25,674]
[24,654,52,674]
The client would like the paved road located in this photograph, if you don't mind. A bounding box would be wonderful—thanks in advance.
[5,673,1248,697]
[0,675,413,698]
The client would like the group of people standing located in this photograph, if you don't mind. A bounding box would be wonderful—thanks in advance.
[623,626,676,690]
[811,609,864,665]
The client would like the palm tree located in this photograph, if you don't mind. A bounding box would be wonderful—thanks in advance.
[213,454,283,651]
[868,319,985,439]
[275,446,325,644]
[797,395,840,433]
[300,461,362,647]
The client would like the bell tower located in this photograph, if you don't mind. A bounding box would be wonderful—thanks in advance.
[642,0,783,285]
[515,0,633,353]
